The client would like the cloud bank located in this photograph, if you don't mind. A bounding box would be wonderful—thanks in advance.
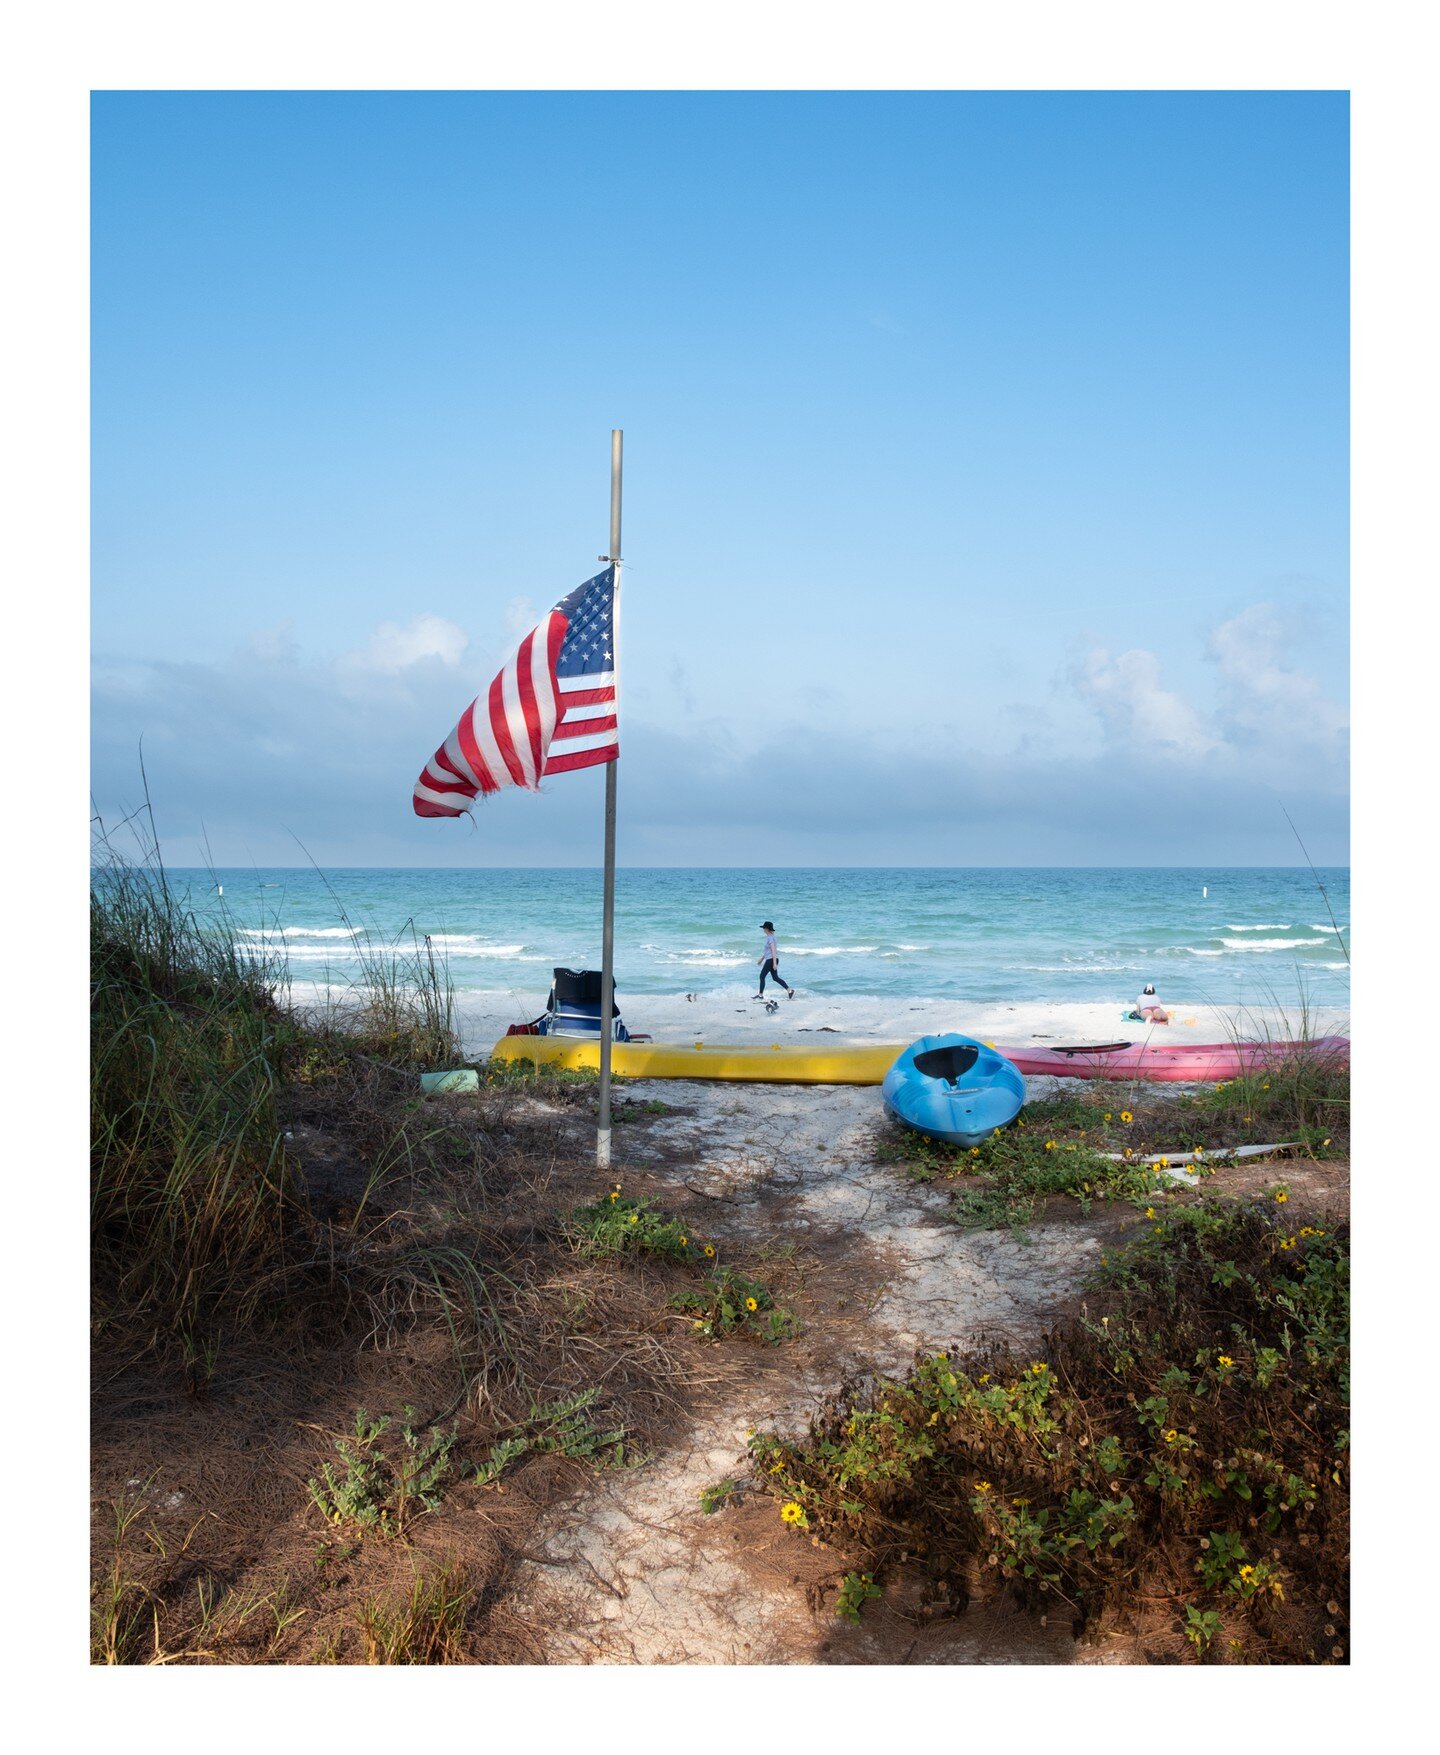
[92,604,1348,867]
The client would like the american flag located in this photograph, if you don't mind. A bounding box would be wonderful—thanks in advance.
[412,566,618,818]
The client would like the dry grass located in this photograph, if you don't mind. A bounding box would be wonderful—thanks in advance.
[90,823,711,1664]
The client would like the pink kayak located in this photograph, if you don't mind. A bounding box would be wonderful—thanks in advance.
[995,1036,1349,1084]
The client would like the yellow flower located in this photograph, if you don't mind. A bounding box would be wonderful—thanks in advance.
[1239,1564,1255,1581]
[973,1480,993,1493]
[1103,1112,1113,1122]
[1322,1138,1332,1148]
[704,1243,716,1257]
[1158,1157,1169,1169]
[628,1213,639,1225]
[978,1372,991,1384]
[1275,1189,1288,1204]
[1218,1354,1234,1368]
[679,1235,688,1246]
[745,1297,758,1312]
[970,1147,981,1157]
[1030,1362,1045,1376]
[1120,1111,1133,1124]
[1144,1207,1156,1219]
[1044,1140,1057,1152]
[780,1501,807,1526]
[1164,1429,1178,1444]
[608,1191,619,1203]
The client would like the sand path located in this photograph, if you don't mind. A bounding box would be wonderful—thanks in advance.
[512,1080,1104,1664]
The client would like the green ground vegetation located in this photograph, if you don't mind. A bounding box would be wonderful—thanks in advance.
[750,1194,1348,1663]
[878,1049,1348,1234]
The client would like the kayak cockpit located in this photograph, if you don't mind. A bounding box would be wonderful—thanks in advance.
[913,1043,981,1085]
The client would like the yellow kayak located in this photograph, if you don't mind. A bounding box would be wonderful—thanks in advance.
[488,1034,905,1084]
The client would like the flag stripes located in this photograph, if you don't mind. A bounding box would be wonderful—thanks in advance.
[413,567,618,818]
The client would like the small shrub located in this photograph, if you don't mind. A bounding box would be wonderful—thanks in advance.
[751,1197,1348,1663]
[612,1096,676,1122]
[699,1477,739,1514]
[1184,1604,1223,1658]
[472,1389,631,1486]
[671,1267,796,1343]
[947,1116,1165,1232]
[835,1570,883,1623]
[308,1407,456,1537]
[567,1193,701,1262]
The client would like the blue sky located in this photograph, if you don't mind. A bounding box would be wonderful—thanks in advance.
[91,90,1348,866]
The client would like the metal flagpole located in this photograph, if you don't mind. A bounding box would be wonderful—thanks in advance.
[596,428,622,1170]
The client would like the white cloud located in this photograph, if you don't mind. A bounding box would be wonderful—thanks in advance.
[345,614,469,675]
[91,601,1349,866]
[1071,602,1348,778]
[1072,645,1219,757]
[1206,603,1349,761]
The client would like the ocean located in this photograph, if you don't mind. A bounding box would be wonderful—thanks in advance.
[159,867,1350,1020]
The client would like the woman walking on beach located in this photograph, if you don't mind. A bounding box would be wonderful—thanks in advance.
[756,921,795,999]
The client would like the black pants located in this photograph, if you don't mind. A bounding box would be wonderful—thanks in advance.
[759,959,792,995]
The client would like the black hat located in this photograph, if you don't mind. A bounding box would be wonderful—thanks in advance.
[761,920,775,931]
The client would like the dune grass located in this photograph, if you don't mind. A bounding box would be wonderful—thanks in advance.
[91,815,707,1663]
[91,841,302,1347]
[91,817,475,1355]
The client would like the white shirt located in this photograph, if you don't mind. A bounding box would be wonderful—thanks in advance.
[1138,992,1161,1010]
[763,932,778,961]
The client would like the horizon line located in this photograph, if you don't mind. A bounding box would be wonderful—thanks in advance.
[130,861,1351,873]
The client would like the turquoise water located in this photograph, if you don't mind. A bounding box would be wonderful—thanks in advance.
[157,867,1350,1010]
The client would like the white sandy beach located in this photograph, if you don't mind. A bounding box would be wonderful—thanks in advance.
[449,984,1349,1064]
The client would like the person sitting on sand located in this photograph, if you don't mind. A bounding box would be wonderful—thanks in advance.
[1134,984,1170,1024]
[755,921,795,999]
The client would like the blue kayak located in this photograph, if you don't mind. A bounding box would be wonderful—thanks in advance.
[881,1034,1026,1147]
